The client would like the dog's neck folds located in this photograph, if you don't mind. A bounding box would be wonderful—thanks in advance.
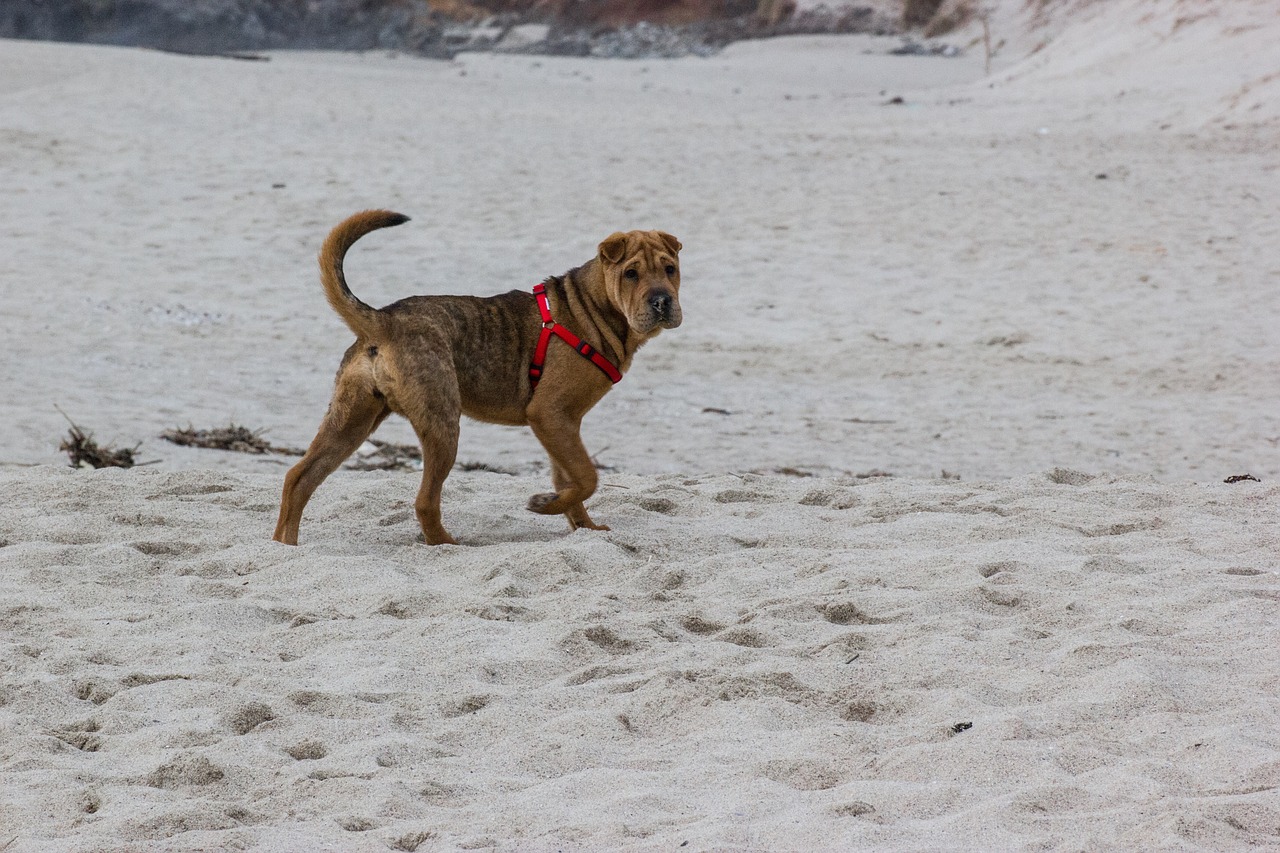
[554,262,644,372]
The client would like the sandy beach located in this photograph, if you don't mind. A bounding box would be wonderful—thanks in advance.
[1,1,1278,849]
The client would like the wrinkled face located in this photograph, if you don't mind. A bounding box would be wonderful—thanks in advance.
[597,229,682,335]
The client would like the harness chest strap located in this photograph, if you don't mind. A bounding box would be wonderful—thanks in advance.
[529,282,623,388]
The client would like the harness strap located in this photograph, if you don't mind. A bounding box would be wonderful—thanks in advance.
[530,282,623,389]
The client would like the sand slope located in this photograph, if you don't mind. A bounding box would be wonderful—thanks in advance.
[2,0,1280,849]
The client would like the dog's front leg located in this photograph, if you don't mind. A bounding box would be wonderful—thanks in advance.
[551,460,610,531]
[525,404,607,529]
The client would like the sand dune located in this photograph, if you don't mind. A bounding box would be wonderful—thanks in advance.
[1,1,1278,849]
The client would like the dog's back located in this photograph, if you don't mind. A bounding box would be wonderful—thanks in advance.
[379,290,540,424]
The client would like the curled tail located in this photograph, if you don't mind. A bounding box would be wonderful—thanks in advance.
[319,209,410,339]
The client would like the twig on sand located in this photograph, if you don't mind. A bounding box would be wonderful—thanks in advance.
[1224,474,1260,484]
[591,446,618,472]
[55,407,148,470]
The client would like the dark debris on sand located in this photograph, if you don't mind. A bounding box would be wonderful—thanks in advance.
[162,422,409,468]
[161,424,304,456]
[345,439,423,472]
[457,460,519,475]
[59,423,142,470]
[160,425,526,474]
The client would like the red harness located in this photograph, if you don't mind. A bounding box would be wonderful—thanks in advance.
[529,282,623,389]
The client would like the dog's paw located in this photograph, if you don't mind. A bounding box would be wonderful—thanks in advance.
[527,492,562,514]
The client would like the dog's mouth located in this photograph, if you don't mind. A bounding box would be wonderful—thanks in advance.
[632,307,682,333]
[635,290,681,332]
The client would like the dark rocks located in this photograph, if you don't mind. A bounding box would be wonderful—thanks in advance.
[0,0,909,60]
[0,0,451,58]
[889,38,961,56]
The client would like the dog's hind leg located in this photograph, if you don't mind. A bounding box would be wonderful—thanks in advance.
[273,368,389,545]
[410,418,460,545]
[395,365,462,546]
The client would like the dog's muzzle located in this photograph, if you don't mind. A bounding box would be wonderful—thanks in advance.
[648,291,682,329]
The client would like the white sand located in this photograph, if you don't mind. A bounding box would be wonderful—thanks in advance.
[1,1,1279,849]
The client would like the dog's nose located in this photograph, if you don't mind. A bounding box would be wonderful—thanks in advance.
[649,292,673,317]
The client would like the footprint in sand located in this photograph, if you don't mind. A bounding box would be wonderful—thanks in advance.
[374,595,438,619]
[145,753,225,788]
[285,740,327,761]
[799,488,860,509]
[1081,554,1150,574]
[130,540,203,557]
[466,603,539,622]
[224,701,274,735]
[419,781,471,805]
[565,664,632,686]
[834,801,876,818]
[391,830,437,852]
[977,586,1024,610]
[759,758,842,790]
[636,496,678,514]
[716,626,769,647]
[80,791,102,815]
[581,625,637,653]
[977,560,1022,578]
[679,614,726,635]
[53,719,103,753]
[819,602,889,625]
[714,488,779,504]
[839,698,880,723]
[440,695,491,718]
[72,680,116,705]
[149,481,234,498]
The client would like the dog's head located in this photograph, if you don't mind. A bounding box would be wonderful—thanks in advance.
[597,230,682,335]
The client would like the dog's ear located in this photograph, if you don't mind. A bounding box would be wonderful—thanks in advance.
[598,233,629,265]
[655,231,682,255]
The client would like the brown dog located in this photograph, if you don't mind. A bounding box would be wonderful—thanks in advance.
[273,210,682,546]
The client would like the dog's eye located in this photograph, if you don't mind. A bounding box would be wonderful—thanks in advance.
[665,265,676,276]
[624,269,638,280]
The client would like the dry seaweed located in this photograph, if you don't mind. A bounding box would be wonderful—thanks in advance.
[457,461,518,476]
[57,411,142,470]
[161,424,304,456]
[160,422,529,475]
